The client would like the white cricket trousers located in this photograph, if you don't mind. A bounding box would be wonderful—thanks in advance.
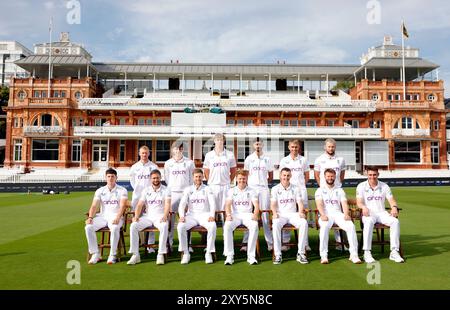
[272,213,308,257]
[128,214,169,255]
[169,191,184,247]
[132,196,156,245]
[209,184,229,212]
[281,186,310,244]
[318,212,358,258]
[177,213,217,254]
[85,215,124,256]
[362,211,400,251]
[223,213,259,258]
[246,186,273,246]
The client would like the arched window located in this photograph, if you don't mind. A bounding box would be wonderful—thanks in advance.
[18,90,27,99]
[394,117,420,129]
[74,91,83,99]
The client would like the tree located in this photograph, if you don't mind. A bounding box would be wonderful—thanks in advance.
[332,81,355,91]
[0,86,9,107]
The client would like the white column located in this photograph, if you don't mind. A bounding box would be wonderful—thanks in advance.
[372,69,375,81]
[297,74,300,95]
[153,73,156,93]
[326,73,329,96]
[211,72,214,95]
[268,73,271,97]
[124,72,127,96]
[364,67,367,80]
[182,72,185,96]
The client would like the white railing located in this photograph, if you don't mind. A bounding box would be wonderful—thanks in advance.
[447,130,450,141]
[23,126,63,136]
[78,97,376,112]
[391,128,430,137]
[74,125,381,139]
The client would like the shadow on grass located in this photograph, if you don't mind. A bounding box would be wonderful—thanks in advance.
[0,252,27,258]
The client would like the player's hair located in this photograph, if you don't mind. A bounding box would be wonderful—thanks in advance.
[280,167,291,174]
[213,133,225,140]
[324,138,336,146]
[150,169,161,177]
[171,141,184,150]
[105,168,117,176]
[139,145,150,152]
[252,137,263,145]
[365,165,379,173]
[289,139,300,146]
[236,169,249,177]
[324,168,336,175]
[193,168,204,175]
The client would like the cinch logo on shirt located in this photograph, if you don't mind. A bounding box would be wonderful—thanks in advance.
[290,167,303,172]
[324,199,339,205]
[148,199,163,205]
[367,196,383,201]
[137,174,151,179]
[235,200,250,206]
[280,198,295,204]
[104,199,119,205]
[190,198,206,204]
[213,162,228,167]
[172,170,187,175]
[252,166,266,171]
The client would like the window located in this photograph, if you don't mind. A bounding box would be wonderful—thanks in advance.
[33,90,40,98]
[401,117,413,129]
[371,93,379,101]
[370,120,381,128]
[265,120,272,126]
[61,90,66,98]
[138,140,152,161]
[291,120,298,126]
[237,139,250,163]
[427,94,436,102]
[388,94,401,101]
[432,120,440,131]
[94,118,107,126]
[32,139,59,161]
[310,120,316,126]
[245,119,253,126]
[13,117,22,128]
[53,90,60,98]
[272,120,280,126]
[18,90,26,99]
[119,118,126,125]
[227,120,234,125]
[71,140,81,162]
[283,120,290,126]
[164,119,170,126]
[119,140,126,162]
[327,120,335,127]
[156,140,170,162]
[300,120,307,127]
[137,119,145,126]
[41,91,47,98]
[156,119,163,126]
[406,94,419,101]
[74,91,83,99]
[352,120,359,128]
[431,142,439,164]
[72,118,84,127]
[14,139,22,161]
[41,114,52,126]
[236,119,244,126]
[394,141,420,163]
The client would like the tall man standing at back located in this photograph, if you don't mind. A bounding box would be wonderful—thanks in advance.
[164,141,195,250]
[314,138,346,248]
[203,133,237,221]
[279,139,311,251]
[130,145,158,252]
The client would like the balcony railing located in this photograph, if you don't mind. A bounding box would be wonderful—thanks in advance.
[74,125,381,139]
[78,97,376,112]
[23,126,63,136]
[391,128,430,137]
[447,129,450,141]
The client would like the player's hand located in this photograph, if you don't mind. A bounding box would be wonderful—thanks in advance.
[362,207,370,217]
[321,215,328,221]
[226,214,232,221]
[179,217,185,223]
[85,218,93,225]
[132,217,139,223]
[299,212,306,219]
[208,216,215,222]
[272,213,279,219]
[344,214,351,221]
[112,216,121,225]
[252,214,258,221]
[390,207,399,217]
[161,215,168,222]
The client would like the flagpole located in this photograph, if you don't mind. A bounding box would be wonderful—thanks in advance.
[401,19,406,101]
[48,17,52,98]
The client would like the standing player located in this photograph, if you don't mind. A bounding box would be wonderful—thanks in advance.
[177,169,217,264]
[270,167,309,265]
[130,145,158,252]
[315,168,361,264]
[203,133,237,221]
[127,169,171,265]
[356,166,404,263]
[164,141,195,250]
[279,139,311,251]
[223,169,260,265]
[314,138,346,249]
[244,138,274,251]
[85,168,128,264]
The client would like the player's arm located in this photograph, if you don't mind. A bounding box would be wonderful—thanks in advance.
[297,199,306,218]
[314,170,320,185]
[315,197,327,221]
[161,196,171,222]
[270,200,278,219]
[341,199,351,221]
[268,171,273,183]
[113,196,128,224]
[129,166,136,190]
[387,196,399,217]
[133,199,145,222]
[225,199,233,221]
[86,198,100,224]
[230,167,237,185]
[178,190,189,222]
[340,170,345,184]
[252,199,260,221]
[207,190,216,221]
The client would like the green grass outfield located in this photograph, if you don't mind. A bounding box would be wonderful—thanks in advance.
[0,186,449,290]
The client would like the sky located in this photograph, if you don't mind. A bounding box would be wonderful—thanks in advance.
[1,0,449,96]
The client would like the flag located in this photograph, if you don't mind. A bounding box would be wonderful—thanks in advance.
[402,21,409,38]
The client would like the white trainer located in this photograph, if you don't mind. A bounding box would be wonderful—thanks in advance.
[305,245,312,252]
[127,254,141,265]
[181,253,190,264]
[349,254,362,264]
[224,255,234,265]
[247,257,258,265]
[389,250,404,263]
[88,253,102,265]
[320,256,329,264]
[156,254,165,265]
[364,252,376,263]
[188,246,194,253]
[267,243,273,252]
[205,253,214,264]
[107,255,117,264]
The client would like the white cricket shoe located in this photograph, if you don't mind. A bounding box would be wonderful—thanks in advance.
[224,255,234,265]
[127,254,141,265]
[247,257,258,265]
[320,256,329,264]
[305,245,312,252]
[188,246,194,253]
[364,251,376,263]
[205,253,214,264]
[88,253,102,265]
[181,253,190,264]
[389,250,404,263]
[267,243,273,252]
[156,254,165,265]
[107,255,117,264]
[349,254,362,264]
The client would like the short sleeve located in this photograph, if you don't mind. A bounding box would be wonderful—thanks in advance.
[225,188,234,202]
[228,151,237,168]
[355,183,364,198]
[303,158,310,172]
[314,188,322,201]
[314,157,320,171]
[244,156,250,171]
[339,188,347,202]
[93,188,102,201]
[270,187,278,203]
[340,157,346,171]
[203,152,211,169]
[385,185,393,199]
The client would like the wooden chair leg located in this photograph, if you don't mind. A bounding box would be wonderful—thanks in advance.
[256,238,260,259]
[381,228,385,254]
[100,231,105,257]
[339,230,345,252]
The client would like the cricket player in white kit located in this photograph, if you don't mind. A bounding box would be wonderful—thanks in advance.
[314,138,347,248]
[130,145,159,251]
[203,133,237,221]
[223,169,260,265]
[164,141,195,249]
[315,168,361,264]
[270,167,309,265]
[127,169,171,265]
[177,168,217,264]
[356,166,404,263]
[243,138,274,251]
[85,168,128,264]
[279,139,311,251]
